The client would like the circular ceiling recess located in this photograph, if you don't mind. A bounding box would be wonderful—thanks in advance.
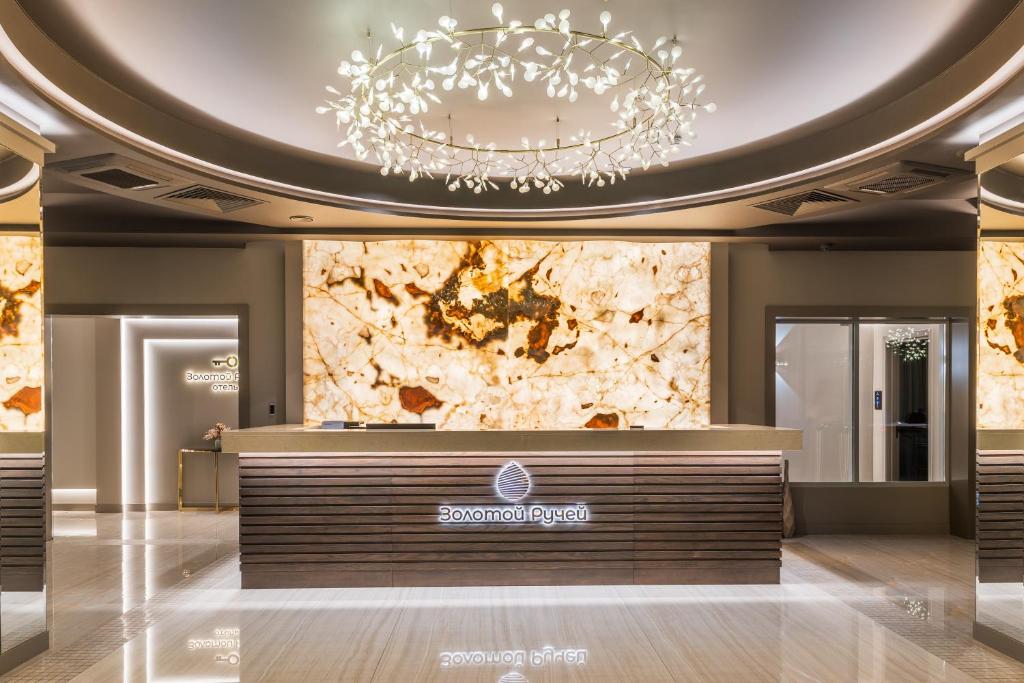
[5,0,1024,218]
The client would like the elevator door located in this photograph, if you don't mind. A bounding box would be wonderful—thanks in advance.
[774,318,948,482]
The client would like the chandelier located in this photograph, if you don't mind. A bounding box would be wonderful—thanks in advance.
[884,328,928,362]
[317,4,715,195]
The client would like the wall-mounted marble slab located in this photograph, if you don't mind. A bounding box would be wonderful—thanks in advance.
[304,240,710,429]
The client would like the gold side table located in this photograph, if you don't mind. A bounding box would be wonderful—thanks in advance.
[178,448,238,512]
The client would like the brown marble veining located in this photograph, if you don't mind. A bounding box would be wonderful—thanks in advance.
[0,235,43,431]
[304,240,710,429]
[980,242,1024,429]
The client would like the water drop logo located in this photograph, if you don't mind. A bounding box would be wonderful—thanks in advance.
[495,461,531,502]
[498,672,529,683]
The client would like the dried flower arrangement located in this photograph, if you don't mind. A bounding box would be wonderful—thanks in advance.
[203,422,230,444]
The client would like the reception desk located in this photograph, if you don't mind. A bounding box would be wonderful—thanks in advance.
[222,425,800,588]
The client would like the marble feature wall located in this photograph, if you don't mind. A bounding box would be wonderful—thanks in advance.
[0,234,43,431]
[304,240,710,429]
[978,241,1024,429]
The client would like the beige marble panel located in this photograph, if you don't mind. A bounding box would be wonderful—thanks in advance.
[0,234,43,431]
[979,241,1024,429]
[304,240,710,429]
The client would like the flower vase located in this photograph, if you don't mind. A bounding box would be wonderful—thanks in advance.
[212,438,222,452]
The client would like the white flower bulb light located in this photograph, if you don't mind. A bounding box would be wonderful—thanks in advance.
[317,9,715,196]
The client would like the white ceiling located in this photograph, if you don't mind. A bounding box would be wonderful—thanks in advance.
[32,0,1015,169]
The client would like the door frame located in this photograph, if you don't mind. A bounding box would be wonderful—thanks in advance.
[765,305,972,485]
[43,304,249,516]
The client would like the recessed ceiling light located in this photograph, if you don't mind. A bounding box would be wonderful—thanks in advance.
[289,215,314,222]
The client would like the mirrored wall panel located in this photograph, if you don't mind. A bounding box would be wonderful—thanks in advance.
[976,134,1024,657]
[0,139,46,664]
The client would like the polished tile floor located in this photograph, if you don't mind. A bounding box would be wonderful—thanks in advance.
[2,512,1023,682]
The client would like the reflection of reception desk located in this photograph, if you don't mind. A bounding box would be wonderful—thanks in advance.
[222,425,800,588]
[0,433,45,592]
[977,430,1024,584]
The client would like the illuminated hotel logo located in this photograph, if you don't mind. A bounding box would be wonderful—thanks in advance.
[495,461,531,502]
[438,462,590,526]
[211,354,240,369]
[184,354,240,393]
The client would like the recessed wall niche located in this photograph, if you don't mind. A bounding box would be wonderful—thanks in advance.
[303,240,710,429]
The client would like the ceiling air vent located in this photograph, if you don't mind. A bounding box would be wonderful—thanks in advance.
[831,161,968,197]
[752,189,855,216]
[51,153,176,191]
[857,174,935,195]
[80,168,161,190]
[156,185,265,214]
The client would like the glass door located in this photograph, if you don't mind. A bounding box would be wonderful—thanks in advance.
[774,321,854,481]
[857,323,947,483]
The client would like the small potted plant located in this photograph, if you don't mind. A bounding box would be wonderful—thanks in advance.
[203,422,230,452]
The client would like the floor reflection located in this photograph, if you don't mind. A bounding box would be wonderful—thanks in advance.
[0,590,46,653]
[978,580,1024,644]
[2,514,1023,682]
[51,514,96,538]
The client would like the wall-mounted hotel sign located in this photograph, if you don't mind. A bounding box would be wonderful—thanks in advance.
[185,354,240,393]
[438,461,590,526]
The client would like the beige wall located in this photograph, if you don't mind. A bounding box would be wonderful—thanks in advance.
[45,243,288,427]
[50,317,97,491]
[144,336,238,509]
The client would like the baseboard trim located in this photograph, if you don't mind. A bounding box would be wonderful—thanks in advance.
[0,631,48,675]
[53,503,96,512]
[790,483,949,536]
[795,523,951,535]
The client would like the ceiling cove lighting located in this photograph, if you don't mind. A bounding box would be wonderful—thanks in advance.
[317,5,715,195]
[5,19,1024,216]
[981,186,1024,216]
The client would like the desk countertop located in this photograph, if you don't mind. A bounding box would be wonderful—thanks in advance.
[0,432,43,454]
[222,424,801,454]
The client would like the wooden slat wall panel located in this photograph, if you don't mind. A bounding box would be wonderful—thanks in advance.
[239,451,782,588]
[978,451,1024,584]
[0,455,45,591]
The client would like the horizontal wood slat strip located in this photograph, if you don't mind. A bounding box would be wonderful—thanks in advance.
[978,452,1024,584]
[0,457,45,590]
